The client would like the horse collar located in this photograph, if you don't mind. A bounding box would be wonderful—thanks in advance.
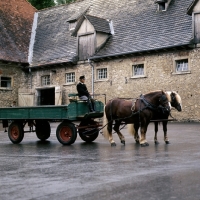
[139,94,158,110]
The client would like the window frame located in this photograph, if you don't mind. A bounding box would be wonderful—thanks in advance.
[131,62,146,79]
[0,76,12,89]
[65,72,76,85]
[95,67,108,82]
[158,3,166,11]
[41,75,50,86]
[172,57,191,75]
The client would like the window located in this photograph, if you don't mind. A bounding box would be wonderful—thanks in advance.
[176,59,188,72]
[0,77,11,88]
[97,68,107,80]
[158,3,166,11]
[172,57,190,75]
[41,75,50,86]
[69,21,77,31]
[133,64,144,76]
[66,72,75,83]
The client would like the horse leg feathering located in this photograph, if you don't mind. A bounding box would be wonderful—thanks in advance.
[163,121,170,144]
[140,121,149,147]
[127,124,140,144]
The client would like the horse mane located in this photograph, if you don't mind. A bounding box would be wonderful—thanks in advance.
[165,91,172,102]
[165,91,182,104]
[144,90,164,95]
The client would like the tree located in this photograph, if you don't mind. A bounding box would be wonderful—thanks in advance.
[28,0,55,10]
[56,0,75,5]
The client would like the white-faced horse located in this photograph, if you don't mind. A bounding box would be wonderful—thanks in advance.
[127,91,182,145]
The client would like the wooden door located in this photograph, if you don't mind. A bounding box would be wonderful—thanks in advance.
[18,89,35,106]
[78,34,95,60]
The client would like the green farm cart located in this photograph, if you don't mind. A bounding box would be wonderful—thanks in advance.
[0,94,104,145]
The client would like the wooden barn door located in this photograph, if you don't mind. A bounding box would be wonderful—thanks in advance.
[78,34,95,60]
[194,13,200,43]
[18,89,35,106]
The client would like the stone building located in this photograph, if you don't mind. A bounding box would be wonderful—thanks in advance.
[2,0,200,121]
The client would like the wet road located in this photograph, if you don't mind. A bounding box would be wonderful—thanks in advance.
[0,122,200,200]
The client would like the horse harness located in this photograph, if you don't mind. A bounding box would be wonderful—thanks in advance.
[110,94,170,122]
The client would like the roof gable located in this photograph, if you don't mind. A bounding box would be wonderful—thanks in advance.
[85,15,111,34]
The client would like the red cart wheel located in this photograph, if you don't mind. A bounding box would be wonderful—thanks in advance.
[56,122,77,145]
[8,122,24,144]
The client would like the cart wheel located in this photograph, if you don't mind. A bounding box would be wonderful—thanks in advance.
[56,122,77,145]
[8,122,24,144]
[78,120,99,142]
[35,120,51,141]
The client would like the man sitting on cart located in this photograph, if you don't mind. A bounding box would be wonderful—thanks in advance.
[77,75,95,113]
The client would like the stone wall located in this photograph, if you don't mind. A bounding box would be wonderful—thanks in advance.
[25,48,200,121]
[0,62,27,107]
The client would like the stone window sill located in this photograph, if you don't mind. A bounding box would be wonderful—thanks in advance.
[130,75,147,79]
[63,82,76,86]
[94,79,109,82]
[0,87,12,91]
[172,71,191,75]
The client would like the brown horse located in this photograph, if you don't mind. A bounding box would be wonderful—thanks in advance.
[103,90,171,146]
[153,91,182,144]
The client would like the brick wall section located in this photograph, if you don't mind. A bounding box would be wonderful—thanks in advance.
[26,48,200,121]
[0,62,27,107]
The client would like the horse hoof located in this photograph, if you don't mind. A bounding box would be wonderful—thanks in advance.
[121,140,125,145]
[135,140,140,144]
[155,141,159,145]
[141,142,149,147]
[165,141,170,144]
[111,142,116,146]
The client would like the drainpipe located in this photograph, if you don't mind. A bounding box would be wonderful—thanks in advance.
[29,68,32,89]
[88,59,94,97]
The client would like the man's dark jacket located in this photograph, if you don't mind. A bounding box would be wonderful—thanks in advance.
[77,82,90,97]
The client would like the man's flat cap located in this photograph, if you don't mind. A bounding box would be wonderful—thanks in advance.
[79,75,85,79]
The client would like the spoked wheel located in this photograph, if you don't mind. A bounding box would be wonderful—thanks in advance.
[56,122,77,145]
[78,120,99,142]
[35,120,51,141]
[8,121,24,144]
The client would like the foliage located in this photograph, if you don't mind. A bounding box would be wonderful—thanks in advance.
[56,0,76,5]
[28,0,55,10]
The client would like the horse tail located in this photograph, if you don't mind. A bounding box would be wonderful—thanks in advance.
[127,124,135,137]
[102,106,109,140]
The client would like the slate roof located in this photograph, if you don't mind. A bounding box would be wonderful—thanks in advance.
[30,0,194,67]
[85,15,111,33]
[0,0,36,63]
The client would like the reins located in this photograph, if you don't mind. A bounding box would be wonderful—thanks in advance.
[98,93,173,135]
[108,94,169,124]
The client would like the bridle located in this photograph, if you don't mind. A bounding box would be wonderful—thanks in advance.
[139,94,170,113]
